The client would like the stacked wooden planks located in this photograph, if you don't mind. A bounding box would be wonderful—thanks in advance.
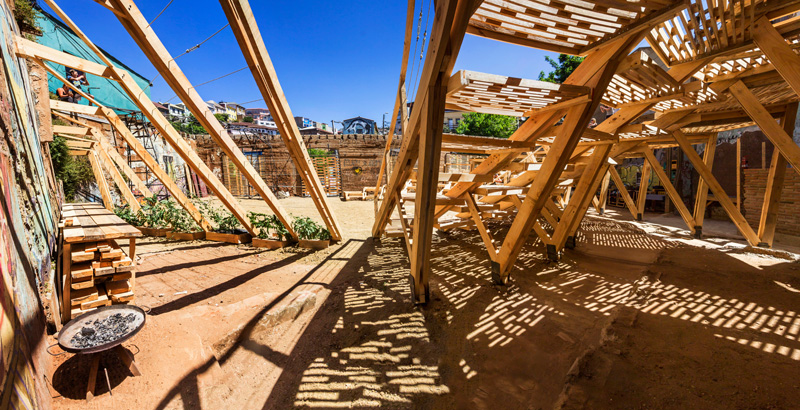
[61,203,141,321]
[69,240,136,317]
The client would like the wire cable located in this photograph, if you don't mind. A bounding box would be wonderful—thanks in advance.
[162,66,248,103]
[406,5,423,102]
[410,0,433,101]
[169,23,230,62]
[147,0,174,27]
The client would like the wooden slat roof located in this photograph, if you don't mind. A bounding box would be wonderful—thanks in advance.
[468,0,686,55]
[446,70,590,116]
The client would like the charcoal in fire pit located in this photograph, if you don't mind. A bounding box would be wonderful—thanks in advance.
[70,313,138,349]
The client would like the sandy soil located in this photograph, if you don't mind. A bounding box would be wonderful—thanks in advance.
[47,199,800,409]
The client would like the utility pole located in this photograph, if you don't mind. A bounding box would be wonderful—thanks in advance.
[382,112,389,134]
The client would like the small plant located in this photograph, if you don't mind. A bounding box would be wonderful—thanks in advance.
[139,195,170,228]
[114,205,144,227]
[165,201,201,233]
[291,216,331,240]
[249,212,290,240]
[197,200,242,233]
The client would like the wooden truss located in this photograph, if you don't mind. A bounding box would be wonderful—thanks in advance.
[375,0,800,304]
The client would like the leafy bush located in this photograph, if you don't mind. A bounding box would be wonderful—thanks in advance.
[168,205,201,233]
[50,136,94,201]
[114,205,144,227]
[139,195,170,228]
[307,148,331,157]
[291,216,331,241]
[14,0,41,35]
[196,201,242,233]
[249,212,290,240]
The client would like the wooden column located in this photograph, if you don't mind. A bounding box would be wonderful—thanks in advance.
[597,170,611,215]
[758,102,798,246]
[463,192,497,261]
[692,134,718,237]
[673,130,761,245]
[636,159,651,221]
[410,79,447,304]
[609,166,638,219]
[550,145,613,258]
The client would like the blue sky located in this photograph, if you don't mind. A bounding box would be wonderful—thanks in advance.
[40,0,559,126]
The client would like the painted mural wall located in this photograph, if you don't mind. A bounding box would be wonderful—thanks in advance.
[0,1,59,408]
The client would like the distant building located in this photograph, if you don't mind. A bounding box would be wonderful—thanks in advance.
[443,110,465,132]
[206,100,225,115]
[227,122,279,136]
[220,101,246,121]
[295,116,332,134]
[156,102,191,121]
[299,126,334,135]
[342,116,378,135]
[154,102,169,117]
[246,108,272,122]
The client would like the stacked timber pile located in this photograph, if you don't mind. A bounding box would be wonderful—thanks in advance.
[60,203,142,322]
[69,240,136,317]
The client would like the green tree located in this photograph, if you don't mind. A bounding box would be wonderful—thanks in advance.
[50,136,94,200]
[242,116,254,123]
[538,54,584,84]
[455,112,517,139]
[214,113,230,123]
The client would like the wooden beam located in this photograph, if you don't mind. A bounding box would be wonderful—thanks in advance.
[596,170,611,215]
[758,101,798,246]
[673,130,761,245]
[642,149,695,232]
[51,110,155,199]
[374,0,415,214]
[95,143,140,212]
[463,192,497,261]
[39,64,211,231]
[636,159,650,221]
[410,81,447,304]
[372,0,484,237]
[609,166,638,219]
[217,0,342,240]
[88,149,114,210]
[492,31,648,283]
[692,134,718,236]
[102,0,299,240]
[551,145,613,256]
[752,16,800,99]
[728,81,800,177]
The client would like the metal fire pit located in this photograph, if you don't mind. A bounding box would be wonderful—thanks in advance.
[58,304,146,354]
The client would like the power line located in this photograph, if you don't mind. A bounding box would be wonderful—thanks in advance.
[406,5,423,101]
[169,23,230,62]
[411,0,433,101]
[162,66,248,103]
[147,0,174,27]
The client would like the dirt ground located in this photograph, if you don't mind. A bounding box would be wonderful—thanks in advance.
[47,198,800,409]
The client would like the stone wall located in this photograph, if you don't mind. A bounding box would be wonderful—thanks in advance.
[743,168,800,236]
[190,133,403,196]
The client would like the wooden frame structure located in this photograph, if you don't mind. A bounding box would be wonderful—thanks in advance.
[375,0,800,303]
[30,0,344,240]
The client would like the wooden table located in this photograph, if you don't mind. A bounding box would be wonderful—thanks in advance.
[60,203,141,323]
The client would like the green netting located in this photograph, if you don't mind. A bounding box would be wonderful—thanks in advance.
[36,9,150,113]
